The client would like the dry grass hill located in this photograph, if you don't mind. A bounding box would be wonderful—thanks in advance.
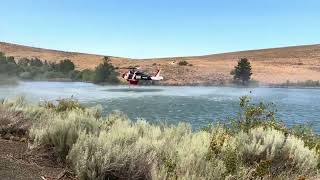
[1,41,320,85]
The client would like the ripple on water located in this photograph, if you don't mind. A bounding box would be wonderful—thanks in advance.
[105,88,163,93]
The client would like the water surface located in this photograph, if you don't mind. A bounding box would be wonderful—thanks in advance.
[0,81,319,131]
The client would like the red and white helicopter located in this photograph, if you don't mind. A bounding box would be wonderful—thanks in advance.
[121,66,163,85]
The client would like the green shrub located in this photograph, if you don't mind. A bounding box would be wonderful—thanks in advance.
[0,53,19,76]
[282,80,320,87]
[58,59,75,74]
[69,130,156,179]
[178,60,189,66]
[290,125,320,169]
[29,58,43,67]
[30,108,102,160]
[78,69,96,82]
[232,127,319,177]
[42,71,66,79]
[41,98,85,112]
[68,70,81,80]
[228,96,284,133]
[17,58,30,66]
[68,117,228,180]
[1,96,47,121]
[18,72,33,79]
[1,96,320,179]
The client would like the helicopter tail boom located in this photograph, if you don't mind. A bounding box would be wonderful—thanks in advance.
[151,69,163,80]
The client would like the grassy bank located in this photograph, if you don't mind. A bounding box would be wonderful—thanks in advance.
[0,96,319,179]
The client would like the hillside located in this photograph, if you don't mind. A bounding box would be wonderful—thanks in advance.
[1,41,320,85]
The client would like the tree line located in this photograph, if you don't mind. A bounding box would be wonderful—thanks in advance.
[0,52,119,84]
[1,51,254,85]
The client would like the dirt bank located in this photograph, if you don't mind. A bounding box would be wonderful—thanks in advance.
[0,138,75,180]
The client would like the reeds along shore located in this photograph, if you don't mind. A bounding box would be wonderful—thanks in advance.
[0,96,319,179]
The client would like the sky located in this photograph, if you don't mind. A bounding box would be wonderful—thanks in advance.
[1,0,320,58]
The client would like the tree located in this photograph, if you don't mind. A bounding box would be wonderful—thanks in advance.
[78,69,95,82]
[0,52,19,75]
[29,58,43,67]
[94,56,119,84]
[18,58,31,66]
[0,52,6,62]
[231,58,252,85]
[59,59,75,73]
[7,56,16,64]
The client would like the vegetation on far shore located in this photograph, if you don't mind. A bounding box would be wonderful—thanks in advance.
[0,96,319,179]
[279,80,320,87]
[2,51,320,87]
[0,52,119,84]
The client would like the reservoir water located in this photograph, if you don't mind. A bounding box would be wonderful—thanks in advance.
[0,81,319,131]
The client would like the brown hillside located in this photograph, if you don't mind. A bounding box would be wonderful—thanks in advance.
[1,42,320,85]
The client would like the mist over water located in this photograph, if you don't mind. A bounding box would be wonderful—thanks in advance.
[0,75,19,86]
[0,81,319,131]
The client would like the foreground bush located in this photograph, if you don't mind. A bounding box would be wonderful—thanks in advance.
[0,96,319,179]
[30,108,102,160]
[234,127,318,176]
[69,120,157,179]
[0,106,30,138]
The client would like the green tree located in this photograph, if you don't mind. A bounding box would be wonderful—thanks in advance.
[6,56,16,64]
[231,58,252,85]
[78,69,95,82]
[59,59,75,73]
[0,53,19,75]
[18,58,31,66]
[29,58,43,67]
[94,56,119,84]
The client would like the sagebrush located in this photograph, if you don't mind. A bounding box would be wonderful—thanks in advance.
[1,96,319,179]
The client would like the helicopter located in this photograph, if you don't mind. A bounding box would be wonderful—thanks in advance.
[121,66,163,85]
